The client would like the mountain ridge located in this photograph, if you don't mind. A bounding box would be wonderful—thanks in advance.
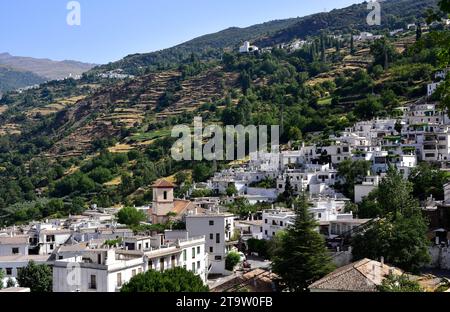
[0,52,97,80]
[92,0,439,75]
[0,52,97,93]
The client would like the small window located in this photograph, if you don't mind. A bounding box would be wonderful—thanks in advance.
[138,268,142,274]
[183,250,187,261]
[192,247,196,259]
[6,268,12,276]
[90,275,97,290]
[210,233,214,240]
[265,219,268,224]
[209,247,213,253]
[216,233,220,244]
[197,246,200,254]
[197,261,201,269]
[192,263,196,273]
[117,273,122,287]
[12,247,19,255]
[215,256,222,261]
[163,191,168,200]
[209,220,214,226]
[132,269,136,277]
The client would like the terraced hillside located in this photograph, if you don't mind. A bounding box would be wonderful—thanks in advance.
[42,67,238,158]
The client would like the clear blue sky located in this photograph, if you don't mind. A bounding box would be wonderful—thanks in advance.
[1,0,364,64]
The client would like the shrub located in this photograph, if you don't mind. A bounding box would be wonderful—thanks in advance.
[225,251,241,271]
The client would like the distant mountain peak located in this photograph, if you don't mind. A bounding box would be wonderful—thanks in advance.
[0,52,97,81]
[0,52,98,93]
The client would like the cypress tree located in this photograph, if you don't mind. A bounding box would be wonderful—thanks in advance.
[350,35,356,55]
[416,22,422,41]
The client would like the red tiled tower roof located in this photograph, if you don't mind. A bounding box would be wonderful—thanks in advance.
[152,179,175,188]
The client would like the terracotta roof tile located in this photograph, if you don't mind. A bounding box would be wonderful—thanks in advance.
[152,179,175,188]
[308,258,403,292]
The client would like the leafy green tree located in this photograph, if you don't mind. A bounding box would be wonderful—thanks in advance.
[272,195,335,292]
[88,167,113,184]
[378,274,423,292]
[70,197,87,215]
[371,38,398,69]
[225,252,241,271]
[352,168,431,273]
[6,278,16,288]
[0,269,4,289]
[440,0,450,12]
[337,160,371,199]
[239,70,252,94]
[192,163,212,182]
[358,190,383,218]
[410,163,449,201]
[174,171,189,185]
[371,64,384,79]
[381,89,400,110]
[355,96,383,120]
[377,167,419,217]
[227,198,257,218]
[288,126,302,141]
[226,184,238,197]
[17,261,52,292]
[352,215,431,273]
[117,207,146,226]
[120,173,135,196]
[247,238,270,258]
[121,267,208,292]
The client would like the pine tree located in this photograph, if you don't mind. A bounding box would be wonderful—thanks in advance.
[272,195,335,292]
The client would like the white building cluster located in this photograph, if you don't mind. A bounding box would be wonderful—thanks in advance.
[1,207,238,291]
